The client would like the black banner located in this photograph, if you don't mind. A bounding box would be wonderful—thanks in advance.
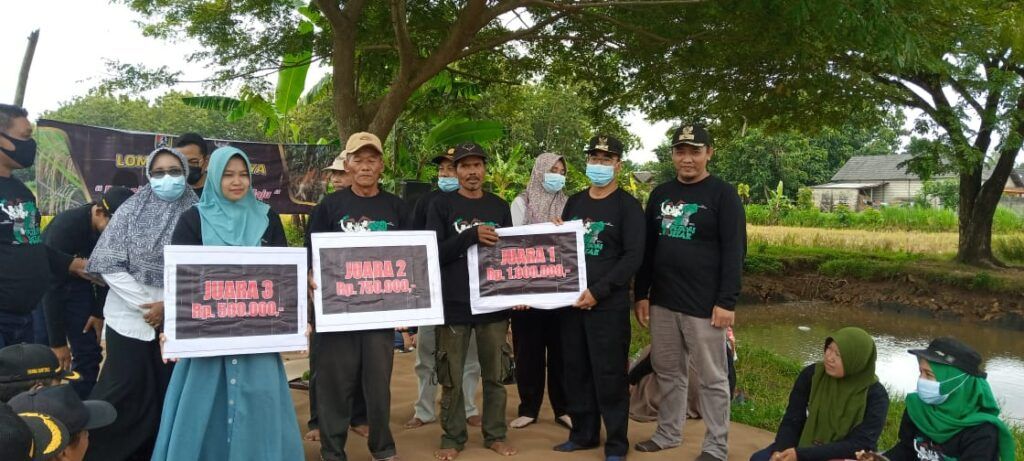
[318,245,432,314]
[476,233,580,297]
[174,264,299,339]
[35,120,336,214]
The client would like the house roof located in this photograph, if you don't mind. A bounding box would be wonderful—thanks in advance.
[830,154,1022,183]
[831,154,960,182]
[811,182,887,190]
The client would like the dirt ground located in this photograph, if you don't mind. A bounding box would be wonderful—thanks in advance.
[282,351,773,461]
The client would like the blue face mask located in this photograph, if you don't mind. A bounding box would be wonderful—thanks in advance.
[150,175,187,201]
[542,173,566,193]
[586,164,615,186]
[438,177,459,192]
[916,373,967,405]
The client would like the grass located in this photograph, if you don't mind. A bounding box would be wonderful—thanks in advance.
[746,204,1024,234]
[749,225,960,256]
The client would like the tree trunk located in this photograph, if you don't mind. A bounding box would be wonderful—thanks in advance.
[14,30,40,106]
[956,193,998,266]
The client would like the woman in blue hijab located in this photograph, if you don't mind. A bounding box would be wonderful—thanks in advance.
[151,146,303,460]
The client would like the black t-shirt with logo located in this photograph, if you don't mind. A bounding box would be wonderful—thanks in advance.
[306,187,411,263]
[561,188,645,309]
[0,176,52,313]
[426,191,512,325]
[885,410,999,461]
[634,175,746,318]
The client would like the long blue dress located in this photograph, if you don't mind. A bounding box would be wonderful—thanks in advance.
[151,354,303,460]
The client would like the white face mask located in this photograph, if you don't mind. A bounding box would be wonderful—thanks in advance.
[916,372,967,405]
[150,175,187,201]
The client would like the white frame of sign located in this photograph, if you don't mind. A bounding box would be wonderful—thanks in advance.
[162,245,309,359]
[311,231,445,332]
[467,220,588,314]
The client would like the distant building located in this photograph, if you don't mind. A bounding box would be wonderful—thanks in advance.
[811,155,1024,211]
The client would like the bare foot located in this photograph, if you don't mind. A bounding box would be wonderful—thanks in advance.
[466,415,482,427]
[489,441,518,456]
[303,428,320,442]
[434,448,460,461]
[350,424,369,438]
[404,417,428,429]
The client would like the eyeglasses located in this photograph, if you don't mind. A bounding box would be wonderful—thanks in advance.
[150,168,184,179]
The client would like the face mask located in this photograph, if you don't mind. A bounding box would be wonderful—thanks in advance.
[150,175,187,201]
[542,173,566,193]
[586,164,615,186]
[917,372,967,405]
[0,133,37,168]
[438,177,459,192]
[187,167,203,186]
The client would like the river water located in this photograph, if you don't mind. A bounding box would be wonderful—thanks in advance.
[738,302,1024,423]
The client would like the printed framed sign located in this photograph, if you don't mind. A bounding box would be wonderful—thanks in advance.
[467,221,588,314]
[311,231,445,332]
[162,246,308,359]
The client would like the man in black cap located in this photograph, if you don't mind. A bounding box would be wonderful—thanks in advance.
[0,344,80,403]
[173,133,210,198]
[406,148,484,431]
[306,132,408,461]
[426,143,517,460]
[0,402,69,461]
[633,124,745,460]
[9,384,116,461]
[554,135,645,461]
[34,187,133,399]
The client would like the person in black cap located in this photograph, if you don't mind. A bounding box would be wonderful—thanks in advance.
[0,402,70,461]
[0,344,80,403]
[34,187,133,399]
[552,135,644,461]
[174,133,210,198]
[9,384,116,461]
[857,337,1016,461]
[426,142,517,460]
[406,148,484,431]
[633,124,745,460]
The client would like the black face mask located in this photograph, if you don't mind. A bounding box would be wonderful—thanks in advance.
[187,166,203,186]
[0,133,37,168]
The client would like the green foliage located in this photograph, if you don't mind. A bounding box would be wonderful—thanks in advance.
[994,235,1024,263]
[41,92,270,141]
[736,183,751,204]
[746,205,1024,234]
[921,179,960,210]
[796,187,815,210]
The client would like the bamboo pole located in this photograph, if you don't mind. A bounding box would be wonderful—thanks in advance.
[14,29,40,106]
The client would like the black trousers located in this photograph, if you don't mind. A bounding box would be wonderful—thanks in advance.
[85,327,174,461]
[511,308,567,418]
[315,330,395,461]
[309,333,367,430]
[560,306,631,456]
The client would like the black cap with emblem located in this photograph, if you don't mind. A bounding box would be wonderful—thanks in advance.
[671,124,713,148]
[585,135,624,157]
[431,147,457,165]
[0,345,80,384]
[908,337,986,378]
[451,143,487,164]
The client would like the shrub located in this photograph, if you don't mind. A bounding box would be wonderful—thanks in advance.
[994,235,1024,263]
[796,187,815,210]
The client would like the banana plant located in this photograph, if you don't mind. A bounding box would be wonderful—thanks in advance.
[181,16,317,143]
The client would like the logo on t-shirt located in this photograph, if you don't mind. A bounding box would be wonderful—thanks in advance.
[573,217,612,256]
[338,215,392,232]
[658,200,704,240]
[912,437,951,461]
[0,199,41,245]
[453,218,498,234]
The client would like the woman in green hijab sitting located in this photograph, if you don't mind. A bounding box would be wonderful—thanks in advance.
[878,337,1015,461]
[750,327,890,461]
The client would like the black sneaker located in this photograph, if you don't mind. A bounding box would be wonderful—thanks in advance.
[696,451,725,461]
[634,440,664,453]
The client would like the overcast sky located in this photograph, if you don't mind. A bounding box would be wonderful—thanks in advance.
[1,0,675,164]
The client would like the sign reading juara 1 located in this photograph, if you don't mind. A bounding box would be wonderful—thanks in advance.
[162,246,308,359]
[468,221,588,313]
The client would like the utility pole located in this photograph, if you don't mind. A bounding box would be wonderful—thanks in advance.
[14,30,40,106]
